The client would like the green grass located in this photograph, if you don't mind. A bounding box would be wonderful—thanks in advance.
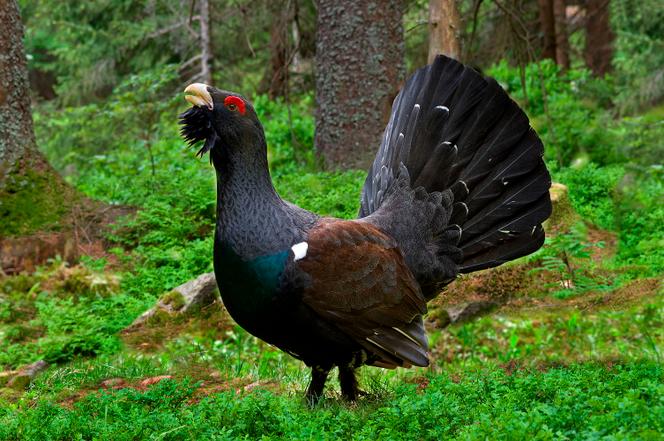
[1,362,661,440]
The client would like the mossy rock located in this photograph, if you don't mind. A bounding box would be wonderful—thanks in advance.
[160,290,186,311]
[128,272,219,329]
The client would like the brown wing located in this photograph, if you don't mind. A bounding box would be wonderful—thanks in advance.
[297,219,429,368]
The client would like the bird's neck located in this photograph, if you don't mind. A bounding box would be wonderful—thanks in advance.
[211,138,287,259]
[213,137,279,203]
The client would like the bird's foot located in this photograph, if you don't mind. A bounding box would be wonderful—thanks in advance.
[338,366,363,402]
[305,365,330,407]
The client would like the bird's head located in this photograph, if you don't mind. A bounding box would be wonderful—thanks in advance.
[179,83,263,159]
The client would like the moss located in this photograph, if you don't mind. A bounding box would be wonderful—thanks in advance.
[145,309,174,326]
[545,182,579,233]
[51,265,119,300]
[0,273,38,295]
[0,165,76,237]
[161,290,186,311]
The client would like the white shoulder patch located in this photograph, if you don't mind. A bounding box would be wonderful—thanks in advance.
[291,242,308,261]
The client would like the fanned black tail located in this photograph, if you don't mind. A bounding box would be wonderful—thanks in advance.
[359,55,551,276]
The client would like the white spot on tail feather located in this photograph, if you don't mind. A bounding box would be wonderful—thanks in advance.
[291,242,308,261]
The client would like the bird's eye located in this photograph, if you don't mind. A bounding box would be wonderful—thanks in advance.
[223,96,246,115]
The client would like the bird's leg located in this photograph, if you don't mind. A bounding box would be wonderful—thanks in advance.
[305,365,330,406]
[338,366,361,401]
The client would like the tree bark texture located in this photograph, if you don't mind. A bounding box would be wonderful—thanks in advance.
[0,0,38,185]
[537,0,557,61]
[428,0,462,63]
[315,0,405,170]
[553,0,570,69]
[261,0,292,99]
[0,0,77,237]
[584,0,613,76]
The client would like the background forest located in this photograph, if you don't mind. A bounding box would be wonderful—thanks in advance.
[0,0,662,439]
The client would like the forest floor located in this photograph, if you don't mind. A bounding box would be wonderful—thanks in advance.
[0,218,661,440]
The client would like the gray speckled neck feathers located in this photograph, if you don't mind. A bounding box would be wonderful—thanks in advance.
[211,133,317,259]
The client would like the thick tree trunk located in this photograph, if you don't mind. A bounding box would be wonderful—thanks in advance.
[0,0,130,273]
[428,0,462,63]
[537,0,557,61]
[584,0,613,76]
[552,0,570,69]
[315,0,405,170]
[0,0,76,238]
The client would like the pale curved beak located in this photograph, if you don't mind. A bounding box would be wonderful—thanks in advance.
[184,83,214,110]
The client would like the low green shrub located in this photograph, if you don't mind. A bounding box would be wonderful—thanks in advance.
[554,163,625,230]
[614,166,664,274]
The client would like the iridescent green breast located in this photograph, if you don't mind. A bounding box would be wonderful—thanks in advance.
[213,241,289,317]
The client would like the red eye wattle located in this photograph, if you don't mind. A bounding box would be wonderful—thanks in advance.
[224,96,246,115]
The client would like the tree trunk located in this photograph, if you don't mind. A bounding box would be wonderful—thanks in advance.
[261,0,292,99]
[291,1,303,73]
[0,0,130,273]
[199,0,212,84]
[584,0,613,76]
[537,0,557,61]
[315,0,405,170]
[552,0,569,69]
[428,0,462,63]
[0,0,76,238]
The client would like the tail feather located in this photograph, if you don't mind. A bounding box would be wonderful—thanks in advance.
[359,55,551,282]
[460,223,547,273]
[461,163,551,238]
[461,193,552,254]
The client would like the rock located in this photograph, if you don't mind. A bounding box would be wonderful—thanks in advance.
[445,301,500,325]
[4,360,48,390]
[22,359,48,377]
[129,272,219,327]
[7,373,31,391]
[433,309,452,328]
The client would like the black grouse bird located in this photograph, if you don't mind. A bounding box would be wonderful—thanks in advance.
[179,55,552,404]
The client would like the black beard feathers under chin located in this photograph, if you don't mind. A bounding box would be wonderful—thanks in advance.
[178,106,218,161]
[197,132,219,161]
